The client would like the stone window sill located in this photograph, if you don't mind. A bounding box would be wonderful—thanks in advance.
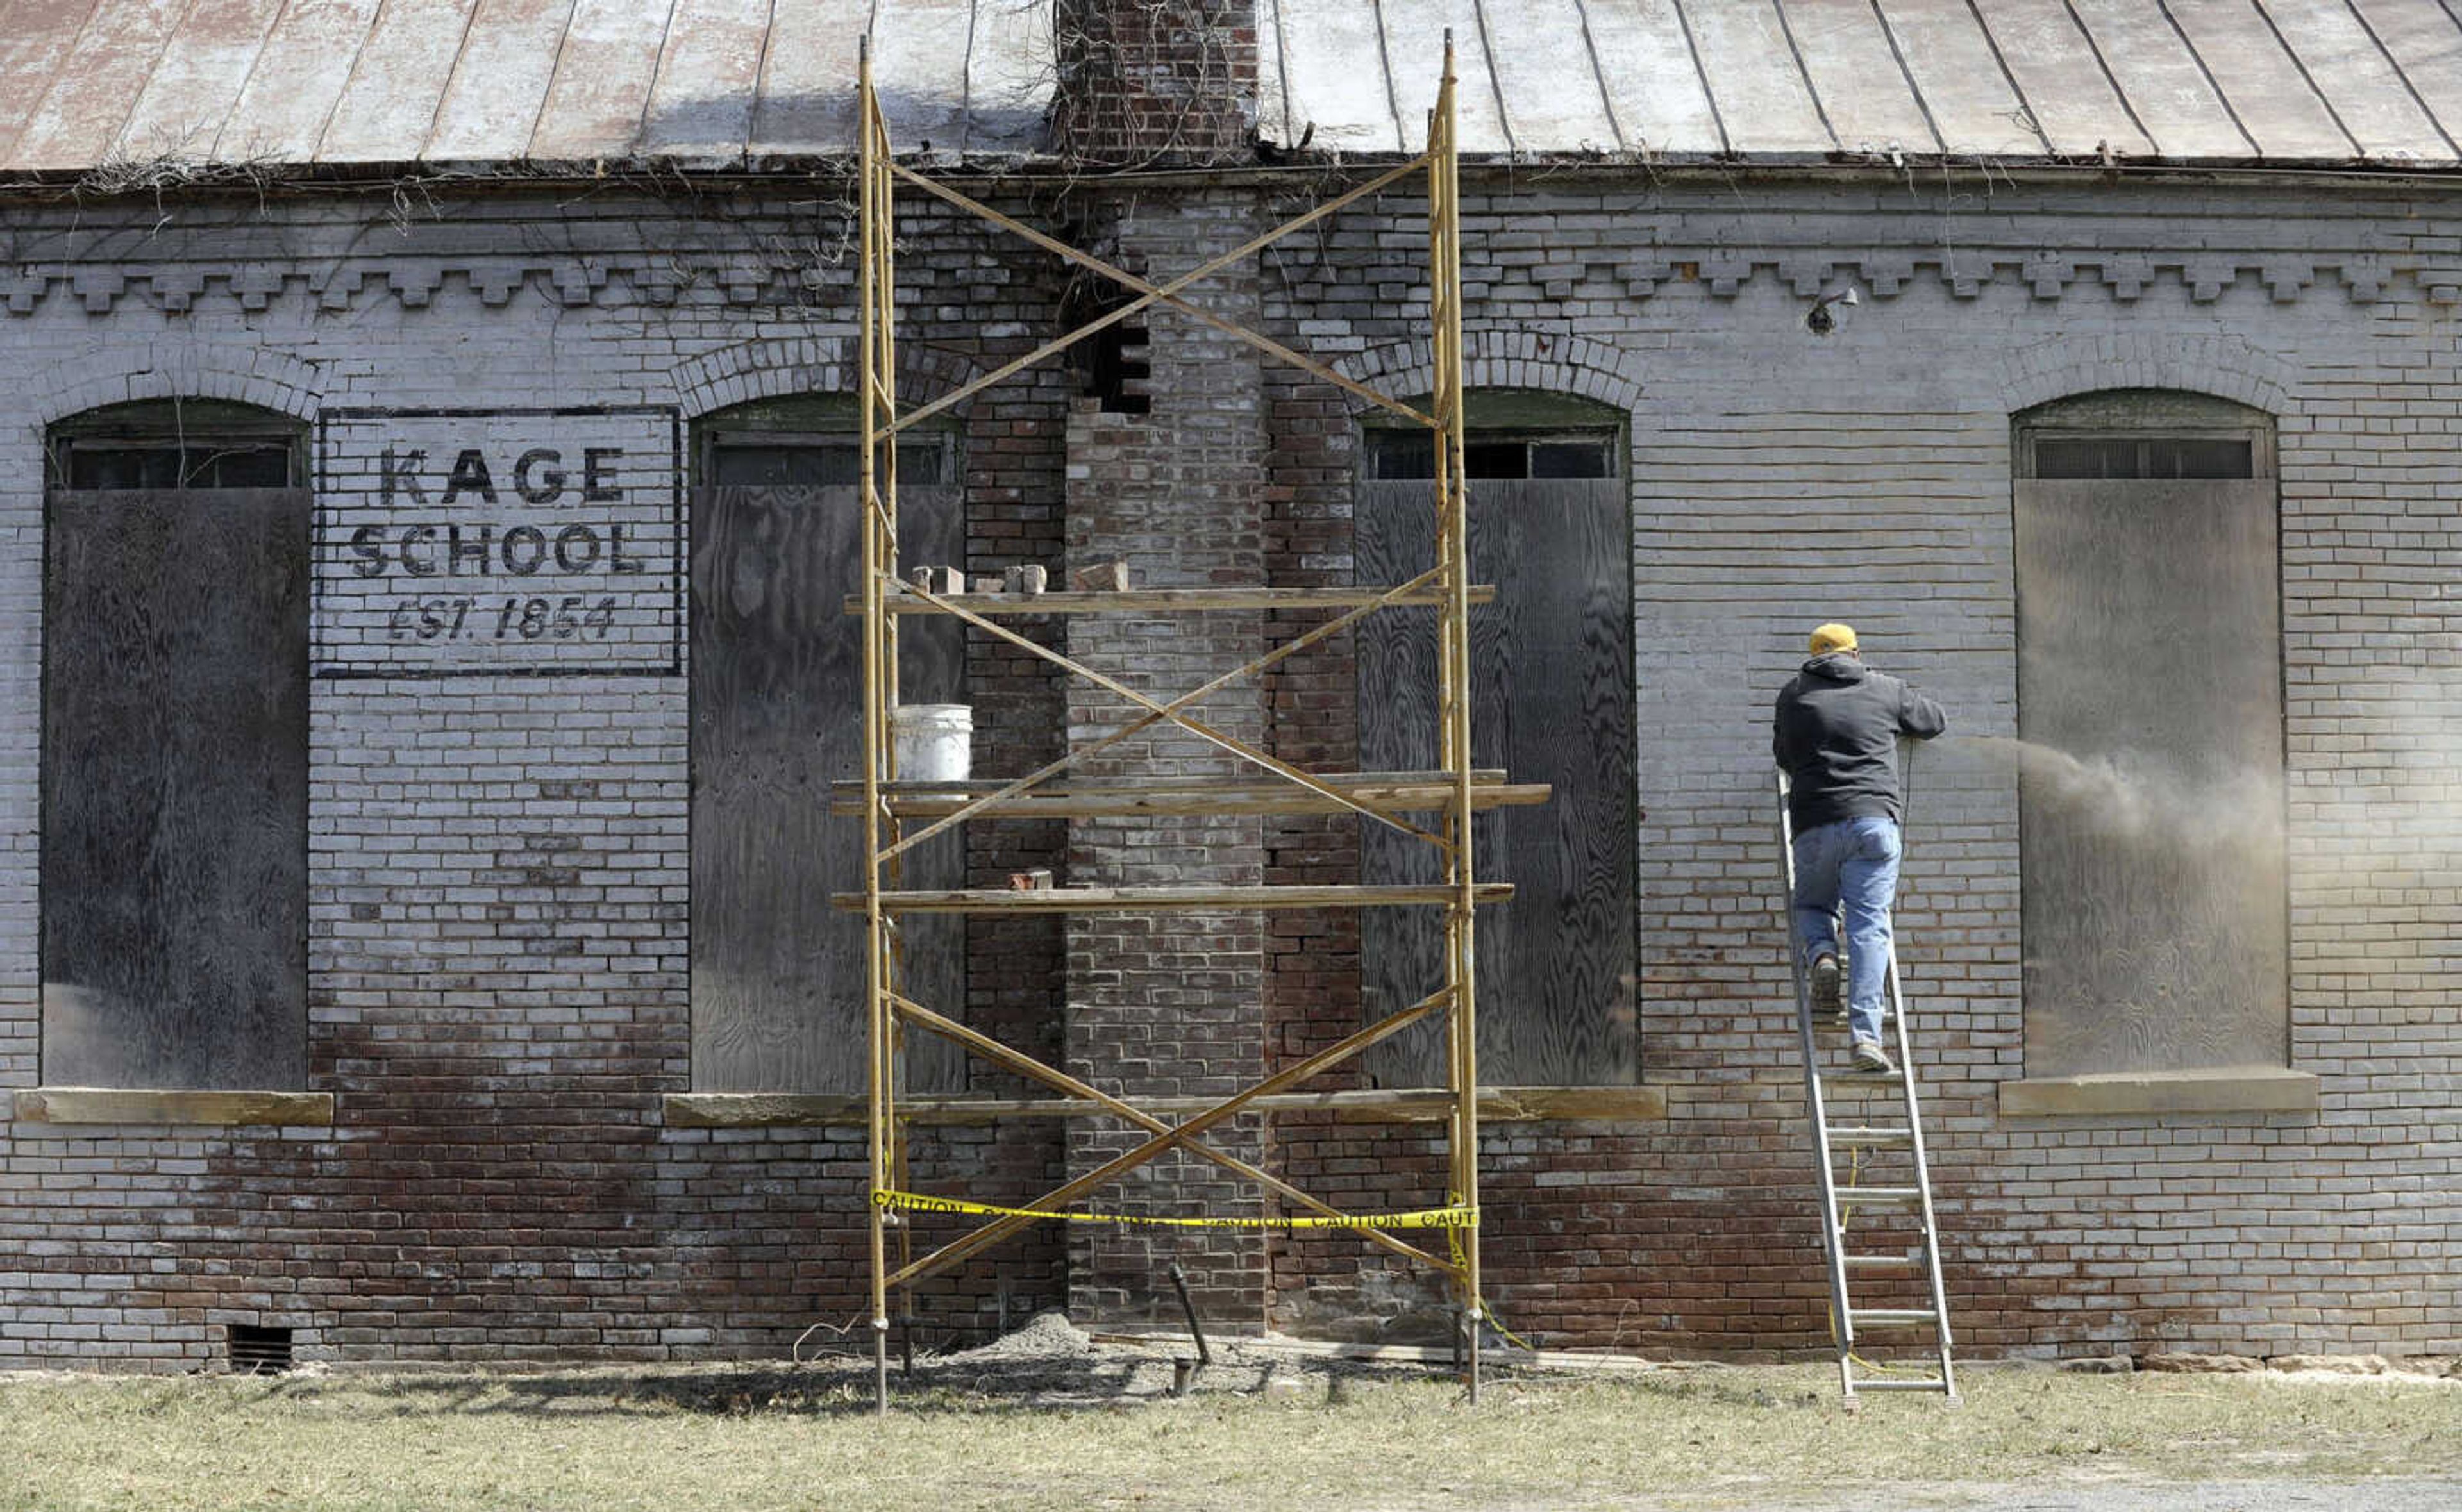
[666,1086,1669,1129]
[1998,1067,2319,1118]
[13,1087,335,1127]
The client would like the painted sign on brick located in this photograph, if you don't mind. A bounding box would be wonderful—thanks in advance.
[314,407,682,677]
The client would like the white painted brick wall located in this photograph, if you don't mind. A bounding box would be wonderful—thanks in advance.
[0,172,2454,1365]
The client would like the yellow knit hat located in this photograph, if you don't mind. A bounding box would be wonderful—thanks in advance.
[1808,622,1858,656]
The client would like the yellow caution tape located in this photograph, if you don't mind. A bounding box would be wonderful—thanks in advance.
[1443,1194,1536,1352]
[879,1187,1536,1352]
[873,1188,1476,1231]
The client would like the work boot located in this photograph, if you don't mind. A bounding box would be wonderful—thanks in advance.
[1850,1039,1896,1074]
[1809,954,1843,1025]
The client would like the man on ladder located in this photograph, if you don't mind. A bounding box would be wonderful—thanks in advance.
[1773,623,1948,1074]
[1775,621,1959,1400]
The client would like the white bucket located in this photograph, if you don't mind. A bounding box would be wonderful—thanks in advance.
[891,703,973,782]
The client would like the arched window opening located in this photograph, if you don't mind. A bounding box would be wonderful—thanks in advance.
[687,395,967,1093]
[44,397,303,491]
[698,394,958,487]
[2013,389,2286,1077]
[1357,390,1637,1086]
[43,399,310,1090]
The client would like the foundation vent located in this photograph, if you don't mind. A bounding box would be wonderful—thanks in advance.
[226,1324,294,1374]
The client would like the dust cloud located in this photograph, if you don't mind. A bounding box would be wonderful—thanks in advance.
[1941,735,2286,1076]
[1950,735,2284,845]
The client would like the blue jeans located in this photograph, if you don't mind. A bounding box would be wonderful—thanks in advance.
[1791,815,1902,1046]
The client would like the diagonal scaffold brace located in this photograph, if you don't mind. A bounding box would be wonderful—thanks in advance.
[855,34,1487,1414]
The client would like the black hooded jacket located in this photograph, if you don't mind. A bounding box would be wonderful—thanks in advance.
[1772,652,1948,830]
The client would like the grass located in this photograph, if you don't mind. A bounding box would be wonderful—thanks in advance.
[1,1361,2458,1511]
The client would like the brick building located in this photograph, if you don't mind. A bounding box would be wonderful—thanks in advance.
[0,1,2456,1368]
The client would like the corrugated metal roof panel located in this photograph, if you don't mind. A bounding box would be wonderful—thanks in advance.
[1262,0,1400,153]
[1265,0,2462,167]
[526,0,673,162]
[1380,0,1515,155]
[1479,0,1620,154]
[2356,0,2462,153]
[961,0,1053,153]
[0,0,1050,174]
[1876,0,2045,157]
[0,1,102,169]
[317,0,480,165]
[748,0,864,158]
[220,0,383,166]
[871,0,978,151]
[1782,0,1938,154]
[117,0,288,166]
[2011,0,2254,158]
[9,0,180,173]
[2265,0,2452,157]
[1583,0,1724,155]
[1970,0,2156,157]
[423,0,576,163]
[638,0,768,161]
[14,0,2462,176]
[2161,0,2353,158]
[1687,0,1836,156]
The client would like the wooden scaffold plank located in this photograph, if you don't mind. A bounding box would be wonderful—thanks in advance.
[833,882,1516,913]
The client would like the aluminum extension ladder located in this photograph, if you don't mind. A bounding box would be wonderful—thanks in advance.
[1777,772,1957,1402]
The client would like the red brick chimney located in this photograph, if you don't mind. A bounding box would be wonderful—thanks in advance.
[1051,1,1259,168]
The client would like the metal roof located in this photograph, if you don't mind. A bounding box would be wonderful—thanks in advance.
[6,1,2462,179]
[1260,0,2462,166]
[0,0,1053,176]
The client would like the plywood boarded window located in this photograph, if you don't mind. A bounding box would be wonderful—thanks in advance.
[2014,390,2286,1077]
[1358,394,1636,1086]
[42,401,310,1089]
[689,398,966,1092]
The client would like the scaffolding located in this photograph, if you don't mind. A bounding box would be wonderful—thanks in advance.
[848,37,1521,1413]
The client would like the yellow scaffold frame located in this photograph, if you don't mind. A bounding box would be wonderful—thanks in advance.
[850,37,1506,1413]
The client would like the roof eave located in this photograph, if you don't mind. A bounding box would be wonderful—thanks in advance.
[6,147,2462,206]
